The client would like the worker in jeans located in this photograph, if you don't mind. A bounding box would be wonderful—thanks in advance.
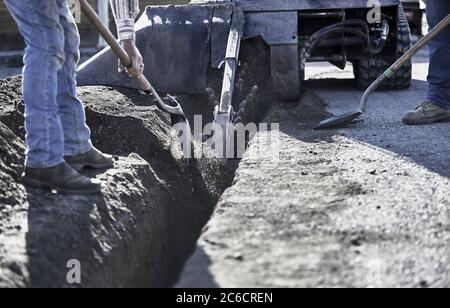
[403,0,450,124]
[4,0,143,193]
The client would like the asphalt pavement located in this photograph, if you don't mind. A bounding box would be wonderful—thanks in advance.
[177,47,450,288]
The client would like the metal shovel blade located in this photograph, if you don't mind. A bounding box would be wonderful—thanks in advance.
[314,111,363,130]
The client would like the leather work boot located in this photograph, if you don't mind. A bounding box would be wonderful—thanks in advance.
[403,101,450,125]
[64,147,114,172]
[22,162,102,194]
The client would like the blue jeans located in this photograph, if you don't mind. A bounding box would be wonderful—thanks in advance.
[427,0,450,109]
[5,0,92,168]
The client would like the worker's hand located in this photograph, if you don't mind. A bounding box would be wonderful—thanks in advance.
[120,39,144,78]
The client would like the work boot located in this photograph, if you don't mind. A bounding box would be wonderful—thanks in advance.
[403,101,450,125]
[22,162,102,194]
[64,147,114,172]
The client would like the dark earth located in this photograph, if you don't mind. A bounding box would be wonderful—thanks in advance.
[0,76,236,287]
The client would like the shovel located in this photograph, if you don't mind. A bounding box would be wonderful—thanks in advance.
[78,0,191,144]
[315,13,450,130]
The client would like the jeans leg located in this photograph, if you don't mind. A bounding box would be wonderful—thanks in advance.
[427,0,450,109]
[57,0,93,156]
[4,0,65,168]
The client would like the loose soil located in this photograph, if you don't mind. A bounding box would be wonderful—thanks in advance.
[0,76,235,287]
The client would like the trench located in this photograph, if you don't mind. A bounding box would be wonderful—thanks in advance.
[83,98,238,287]
[81,38,273,287]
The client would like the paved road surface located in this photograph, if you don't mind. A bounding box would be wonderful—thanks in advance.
[177,51,450,288]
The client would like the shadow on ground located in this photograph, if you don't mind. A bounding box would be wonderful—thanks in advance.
[175,247,219,288]
[278,77,450,180]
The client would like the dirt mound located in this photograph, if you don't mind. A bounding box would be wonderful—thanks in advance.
[0,123,26,225]
[0,77,24,139]
[0,77,235,287]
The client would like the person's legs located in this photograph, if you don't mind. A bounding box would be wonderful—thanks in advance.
[4,0,65,168]
[403,1,450,125]
[55,0,113,172]
[427,0,450,109]
[5,0,102,193]
[56,0,93,156]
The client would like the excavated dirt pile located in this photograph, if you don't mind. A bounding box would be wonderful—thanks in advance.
[0,76,236,287]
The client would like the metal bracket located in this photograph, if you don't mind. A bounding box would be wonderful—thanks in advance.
[212,6,245,157]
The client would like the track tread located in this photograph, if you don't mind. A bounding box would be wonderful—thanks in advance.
[354,4,412,90]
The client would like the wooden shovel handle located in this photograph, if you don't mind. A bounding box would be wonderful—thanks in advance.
[391,13,450,72]
[78,0,152,92]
